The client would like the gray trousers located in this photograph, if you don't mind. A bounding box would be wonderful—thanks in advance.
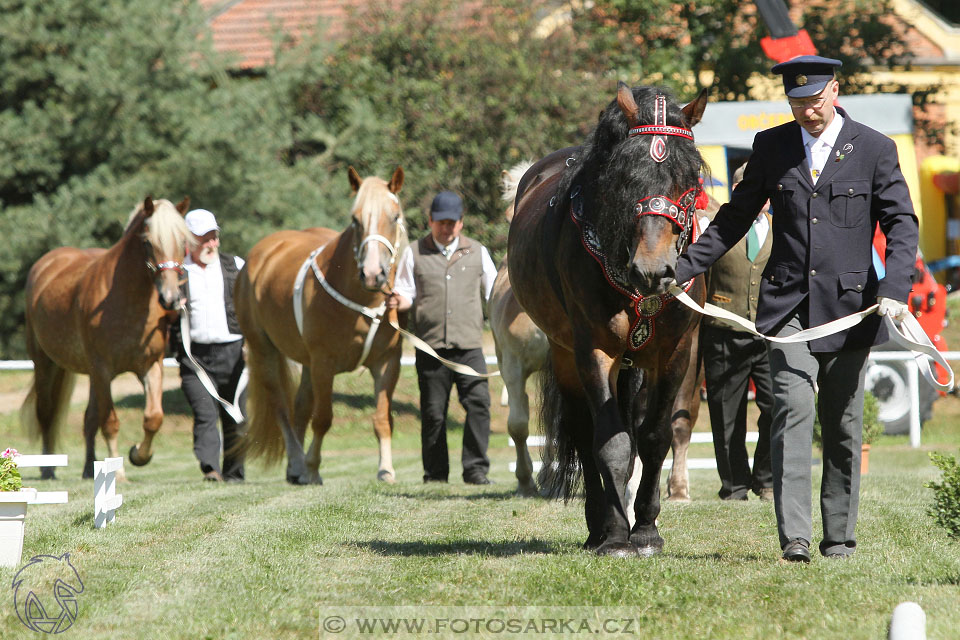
[767,313,868,557]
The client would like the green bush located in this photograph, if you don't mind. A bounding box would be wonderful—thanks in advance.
[813,390,883,448]
[925,452,960,540]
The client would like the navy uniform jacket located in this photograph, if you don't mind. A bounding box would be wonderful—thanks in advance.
[676,107,919,352]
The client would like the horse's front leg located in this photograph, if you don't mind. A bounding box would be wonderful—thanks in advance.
[576,347,636,557]
[501,355,537,497]
[128,360,164,473]
[83,371,116,479]
[631,355,690,555]
[369,351,400,483]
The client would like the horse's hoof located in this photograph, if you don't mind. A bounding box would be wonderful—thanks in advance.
[82,464,94,479]
[286,474,311,485]
[40,468,57,481]
[583,533,605,550]
[377,470,396,484]
[636,544,663,558]
[515,482,539,498]
[666,494,691,503]
[596,541,640,558]
[128,445,152,467]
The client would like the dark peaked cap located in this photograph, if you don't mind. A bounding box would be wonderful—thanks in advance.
[771,55,842,98]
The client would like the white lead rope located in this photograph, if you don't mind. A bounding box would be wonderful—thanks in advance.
[178,305,247,423]
[293,248,498,378]
[668,284,954,392]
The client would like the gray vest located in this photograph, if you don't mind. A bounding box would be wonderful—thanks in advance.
[411,234,485,349]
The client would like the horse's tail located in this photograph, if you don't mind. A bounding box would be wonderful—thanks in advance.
[241,334,296,465]
[501,160,534,223]
[536,360,582,502]
[20,354,76,451]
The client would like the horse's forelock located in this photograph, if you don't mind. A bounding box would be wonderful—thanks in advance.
[141,199,194,257]
[352,176,404,235]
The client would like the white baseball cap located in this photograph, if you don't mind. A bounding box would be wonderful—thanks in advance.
[184,209,220,236]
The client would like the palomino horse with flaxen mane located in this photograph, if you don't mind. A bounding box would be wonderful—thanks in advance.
[236,167,407,485]
[490,160,550,496]
[22,197,192,479]
[509,83,709,556]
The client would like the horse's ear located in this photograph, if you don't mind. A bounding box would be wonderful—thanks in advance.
[175,196,190,215]
[143,197,155,217]
[616,81,640,127]
[348,166,362,194]
[681,88,709,128]
[388,166,404,194]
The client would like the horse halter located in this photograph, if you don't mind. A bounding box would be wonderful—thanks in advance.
[141,238,185,277]
[353,197,407,268]
[629,94,701,254]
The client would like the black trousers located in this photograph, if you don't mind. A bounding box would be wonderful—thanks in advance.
[702,325,775,500]
[179,340,247,480]
[415,348,491,482]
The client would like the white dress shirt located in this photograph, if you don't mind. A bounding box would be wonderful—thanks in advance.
[184,253,245,344]
[801,110,844,184]
[393,236,498,303]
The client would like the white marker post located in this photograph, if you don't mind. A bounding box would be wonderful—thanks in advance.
[93,457,124,529]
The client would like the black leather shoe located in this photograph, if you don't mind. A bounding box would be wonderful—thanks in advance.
[823,551,852,559]
[464,475,493,485]
[782,538,811,563]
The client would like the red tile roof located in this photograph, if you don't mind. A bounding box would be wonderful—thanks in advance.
[199,0,368,69]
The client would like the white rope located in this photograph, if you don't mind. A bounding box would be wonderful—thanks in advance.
[669,284,954,392]
[178,306,246,423]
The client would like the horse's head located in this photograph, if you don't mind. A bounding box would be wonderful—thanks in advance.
[130,196,192,310]
[584,83,707,296]
[347,166,407,292]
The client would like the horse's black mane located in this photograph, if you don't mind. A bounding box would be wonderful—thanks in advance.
[556,85,704,265]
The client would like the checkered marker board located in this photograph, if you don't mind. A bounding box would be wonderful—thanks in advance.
[94,457,124,529]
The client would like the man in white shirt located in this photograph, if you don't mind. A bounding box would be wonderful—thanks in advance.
[173,209,247,483]
[387,191,498,484]
[676,56,918,562]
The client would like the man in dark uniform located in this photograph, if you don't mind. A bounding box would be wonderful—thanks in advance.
[675,56,918,562]
[172,208,247,483]
[700,163,775,502]
[387,191,499,485]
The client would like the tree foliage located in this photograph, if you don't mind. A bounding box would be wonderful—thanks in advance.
[0,0,912,357]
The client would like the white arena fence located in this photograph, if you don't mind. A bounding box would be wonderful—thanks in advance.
[2,352,954,450]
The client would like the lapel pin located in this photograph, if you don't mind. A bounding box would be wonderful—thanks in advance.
[843,143,854,154]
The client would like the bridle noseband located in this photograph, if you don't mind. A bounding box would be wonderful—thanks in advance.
[628,93,701,254]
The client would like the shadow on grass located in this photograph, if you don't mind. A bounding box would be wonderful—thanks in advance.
[332,391,419,417]
[388,489,534,502]
[116,388,191,415]
[356,538,560,556]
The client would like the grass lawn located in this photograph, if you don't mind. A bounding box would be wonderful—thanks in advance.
[0,349,958,639]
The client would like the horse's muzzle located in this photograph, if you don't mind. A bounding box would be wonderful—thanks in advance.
[360,268,388,292]
[629,262,676,296]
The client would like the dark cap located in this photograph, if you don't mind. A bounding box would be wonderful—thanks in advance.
[771,55,842,98]
[429,191,463,221]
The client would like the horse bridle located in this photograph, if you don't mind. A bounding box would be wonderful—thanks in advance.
[351,195,407,269]
[629,94,701,254]
[141,238,185,279]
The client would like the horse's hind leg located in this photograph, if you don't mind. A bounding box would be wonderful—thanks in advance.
[128,360,164,474]
[667,331,702,502]
[283,367,314,484]
[369,352,401,483]
[26,352,76,480]
[503,357,537,497]
[301,364,335,485]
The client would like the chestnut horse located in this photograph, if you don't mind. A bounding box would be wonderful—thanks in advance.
[509,83,708,556]
[490,160,549,496]
[22,197,192,479]
[236,167,406,485]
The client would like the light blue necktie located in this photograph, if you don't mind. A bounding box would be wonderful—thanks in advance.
[746,223,760,262]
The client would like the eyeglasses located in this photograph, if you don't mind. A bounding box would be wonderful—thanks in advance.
[788,96,829,110]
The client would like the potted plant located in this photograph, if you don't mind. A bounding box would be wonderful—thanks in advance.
[813,391,883,475]
[0,448,36,568]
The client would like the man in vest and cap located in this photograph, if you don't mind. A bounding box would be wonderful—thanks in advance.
[171,208,247,483]
[388,190,499,484]
[699,162,775,503]
[675,55,918,562]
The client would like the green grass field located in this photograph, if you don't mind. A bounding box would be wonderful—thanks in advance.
[0,352,958,638]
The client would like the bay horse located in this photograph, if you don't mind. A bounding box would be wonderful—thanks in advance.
[21,197,192,479]
[236,167,406,485]
[509,83,709,556]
